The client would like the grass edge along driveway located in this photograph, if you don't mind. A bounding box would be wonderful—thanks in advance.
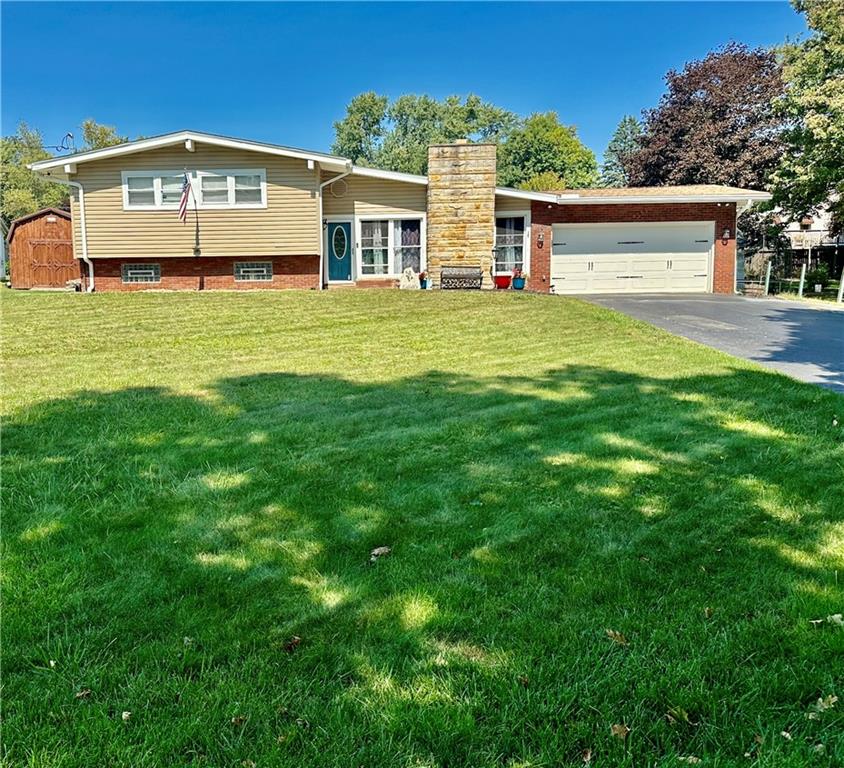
[3,289,843,767]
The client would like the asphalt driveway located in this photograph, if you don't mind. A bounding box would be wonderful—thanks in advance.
[582,294,844,392]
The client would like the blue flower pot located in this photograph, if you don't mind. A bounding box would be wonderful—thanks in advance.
[420,279,428,289]
[512,277,526,290]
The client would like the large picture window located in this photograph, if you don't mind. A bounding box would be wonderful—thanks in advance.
[495,216,527,273]
[122,169,266,210]
[359,218,424,276]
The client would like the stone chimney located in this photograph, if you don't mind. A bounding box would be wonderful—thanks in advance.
[426,141,496,288]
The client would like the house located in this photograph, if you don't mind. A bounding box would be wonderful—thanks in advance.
[6,207,77,289]
[28,131,770,294]
[780,203,843,278]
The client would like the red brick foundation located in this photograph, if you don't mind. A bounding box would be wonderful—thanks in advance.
[91,255,319,292]
[528,202,737,294]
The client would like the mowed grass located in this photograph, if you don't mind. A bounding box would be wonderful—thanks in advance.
[3,288,843,768]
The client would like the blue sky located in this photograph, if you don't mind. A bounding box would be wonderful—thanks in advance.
[2,2,806,162]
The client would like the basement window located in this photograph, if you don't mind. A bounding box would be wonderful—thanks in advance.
[234,261,273,281]
[122,263,161,283]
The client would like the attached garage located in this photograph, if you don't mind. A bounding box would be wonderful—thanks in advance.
[550,221,714,295]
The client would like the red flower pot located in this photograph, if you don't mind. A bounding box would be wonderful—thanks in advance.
[494,275,512,289]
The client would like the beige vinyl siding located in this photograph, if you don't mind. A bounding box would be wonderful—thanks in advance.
[495,195,531,214]
[321,173,427,217]
[70,145,320,258]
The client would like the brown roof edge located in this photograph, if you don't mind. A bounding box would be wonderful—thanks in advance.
[6,207,71,244]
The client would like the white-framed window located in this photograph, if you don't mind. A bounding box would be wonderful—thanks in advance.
[122,263,161,283]
[196,169,267,209]
[234,261,273,281]
[358,217,424,276]
[494,214,530,274]
[121,169,266,210]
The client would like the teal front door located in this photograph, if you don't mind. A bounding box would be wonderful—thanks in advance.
[327,222,352,281]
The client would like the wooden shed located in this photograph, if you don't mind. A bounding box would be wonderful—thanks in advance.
[7,208,79,289]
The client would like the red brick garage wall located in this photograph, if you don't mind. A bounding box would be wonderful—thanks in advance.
[91,255,319,292]
[528,202,737,294]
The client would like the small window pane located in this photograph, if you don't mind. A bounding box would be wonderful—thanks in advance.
[201,175,229,204]
[361,248,389,275]
[122,263,160,283]
[234,261,272,281]
[361,220,389,248]
[127,176,154,206]
[234,174,262,204]
[161,176,185,205]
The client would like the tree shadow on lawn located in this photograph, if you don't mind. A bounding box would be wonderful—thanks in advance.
[5,365,844,767]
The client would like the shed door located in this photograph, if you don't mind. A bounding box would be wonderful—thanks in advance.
[550,222,714,294]
[28,241,77,288]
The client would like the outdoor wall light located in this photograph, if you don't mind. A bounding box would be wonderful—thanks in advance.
[721,228,731,243]
[537,231,545,247]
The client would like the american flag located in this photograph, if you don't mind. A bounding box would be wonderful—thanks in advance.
[178,173,191,223]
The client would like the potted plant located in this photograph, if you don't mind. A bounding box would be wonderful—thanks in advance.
[419,271,428,289]
[512,268,527,290]
[493,273,512,289]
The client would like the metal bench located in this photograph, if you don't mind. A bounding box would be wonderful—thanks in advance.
[439,266,484,290]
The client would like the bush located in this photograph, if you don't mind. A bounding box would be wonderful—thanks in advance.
[805,264,830,288]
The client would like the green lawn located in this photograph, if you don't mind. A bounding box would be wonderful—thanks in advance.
[3,288,843,768]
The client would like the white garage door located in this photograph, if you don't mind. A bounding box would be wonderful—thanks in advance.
[551,222,714,294]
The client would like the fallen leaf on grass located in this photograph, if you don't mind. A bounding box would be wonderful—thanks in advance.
[283,636,301,653]
[242,761,256,768]
[678,757,701,764]
[809,614,843,628]
[49,660,56,668]
[581,748,592,764]
[231,715,247,726]
[704,607,713,619]
[605,629,628,646]
[611,723,630,740]
[518,675,529,688]
[781,731,792,741]
[806,694,838,719]
[666,707,698,726]
[121,711,131,722]
[370,546,391,563]
[75,689,91,700]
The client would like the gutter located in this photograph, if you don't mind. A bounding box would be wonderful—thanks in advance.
[317,162,352,290]
[32,172,94,292]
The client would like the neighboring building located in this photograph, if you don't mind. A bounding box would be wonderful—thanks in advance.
[6,207,77,289]
[781,203,843,278]
[28,130,770,294]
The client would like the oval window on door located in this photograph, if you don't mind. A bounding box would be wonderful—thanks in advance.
[332,227,347,259]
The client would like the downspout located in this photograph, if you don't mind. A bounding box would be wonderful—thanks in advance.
[39,173,94,292]
[318,162,352,290]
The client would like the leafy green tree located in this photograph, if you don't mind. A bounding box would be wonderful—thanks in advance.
[330,92,388,167]
[80,119,127,150]
[0,122,68,224]
[517,170,567,192]
[600,116,641,187]
[773,0,844,232]
[498,112,599,189]
[332,93,518,175]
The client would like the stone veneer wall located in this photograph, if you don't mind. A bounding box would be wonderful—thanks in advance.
[426,142,496,289]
